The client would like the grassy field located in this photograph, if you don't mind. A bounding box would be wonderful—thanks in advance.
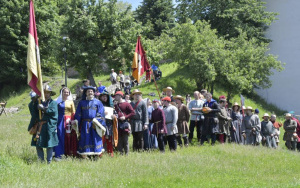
[1,112,300,187]
[0,62,298,187]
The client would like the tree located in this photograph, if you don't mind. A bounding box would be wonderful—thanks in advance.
[0,0,61,93]
[215,33,283,102]
[62,0,145,86]
[175,0,277,43]
[135,0,175,39]
[161,21,225,90]
[160,20,283,103]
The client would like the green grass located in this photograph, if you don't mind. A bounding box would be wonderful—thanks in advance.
[1,112,300,187]
[0,62,297,187]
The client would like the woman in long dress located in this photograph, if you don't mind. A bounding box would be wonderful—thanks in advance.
[230,102,243,144]
[99,92,117,157]
[54,87,77,159]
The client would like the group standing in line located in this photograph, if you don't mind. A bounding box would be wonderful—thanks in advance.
[28,81,300,164]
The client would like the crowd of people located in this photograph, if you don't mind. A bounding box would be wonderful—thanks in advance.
[27,80,300,164]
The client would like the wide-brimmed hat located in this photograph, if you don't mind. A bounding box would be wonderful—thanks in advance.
[232,102,240,107]
[44,85,56,96]
[285,113,292,117]
[99,91,110,97]
[200,89,207,93]
[174,95,184,102]
[161,96,171,102]
[263,113,270,117]
[131,89,142,96]
[246,106,253,111]
[83,86,96,93]
[163,87,175,94]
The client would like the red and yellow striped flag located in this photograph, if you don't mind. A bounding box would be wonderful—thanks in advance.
[27,0,44,101]
[132,36,150,83]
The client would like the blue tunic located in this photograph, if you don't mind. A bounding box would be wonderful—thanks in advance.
[75,98,106,155]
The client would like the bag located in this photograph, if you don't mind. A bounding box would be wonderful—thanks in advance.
[29,122,38,135]
[119,121,130,132]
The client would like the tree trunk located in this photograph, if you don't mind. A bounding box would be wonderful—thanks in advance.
[196,81,203,91]
[210,82,214,95]
[87,68,96,87]
[227,91,232,107]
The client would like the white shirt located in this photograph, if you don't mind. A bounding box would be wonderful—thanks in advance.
[188,99,204,121]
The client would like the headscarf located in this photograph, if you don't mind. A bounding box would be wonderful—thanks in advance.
[55,87,73,104]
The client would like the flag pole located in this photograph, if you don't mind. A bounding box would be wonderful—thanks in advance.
[151,71,161,99]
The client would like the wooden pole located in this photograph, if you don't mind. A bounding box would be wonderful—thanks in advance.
[152,71,161,99]
[38,99,42,120]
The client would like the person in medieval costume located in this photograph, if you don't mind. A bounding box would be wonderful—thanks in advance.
[113,91,135,155]
[151,99,167,152]
[163,87,175,104]
[260,113,277,148]
[130,89,149,151]
[201,93,220,146]
[283,113,298,151]
[99,91,118,157]
[162,96,178,151]
[31,85,59,164]
[241,106,261,146]
[270,114,282,147]
[188,91,204,144]
[174,95,190,147]
[28,91,39,134]
[54,87,77,160]
[230,102,243,144]
[289,112,300,151]
[72,86,106,158]
[218,96,232,143]
[144,98,158,150]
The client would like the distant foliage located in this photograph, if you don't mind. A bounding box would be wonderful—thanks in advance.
[135,0,175,39]
[0,0,61,90]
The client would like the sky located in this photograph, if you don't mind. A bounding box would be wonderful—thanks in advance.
[122,0,142,10]
[122,0,177,10]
